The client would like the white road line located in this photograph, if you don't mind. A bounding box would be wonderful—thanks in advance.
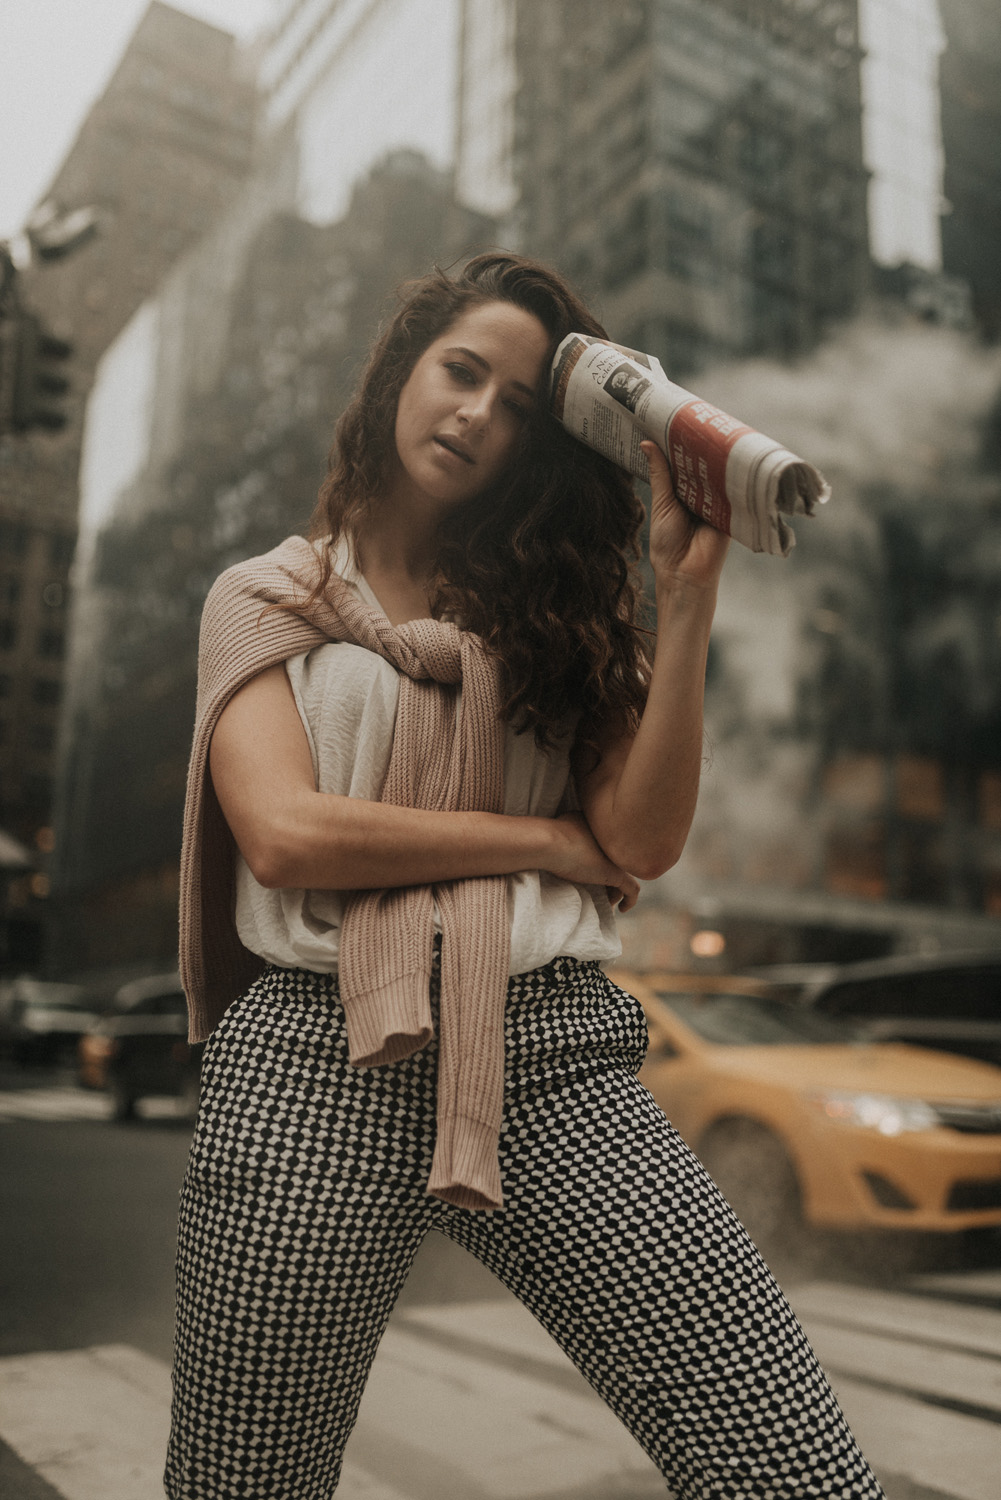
[348,1321,659,1498]
[0,1345,170,1500]
[3,1292,999,1500]
[0,1329,657,1500]
[0,1345,417,1500]
[0,1090,112,1123]
[399,1294,1001,1497]
[788,1280,1001,1359]
[910,1268,1001,1305]
[398,1298,578,1371]
[806,1321,1001,1414]
[830,1373,1000,1500]
[0,1090,190,1123]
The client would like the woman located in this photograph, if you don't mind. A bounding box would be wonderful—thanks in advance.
[166,252,884,1499]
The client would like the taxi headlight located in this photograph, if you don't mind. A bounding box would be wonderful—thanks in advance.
[812,1091,939,1136]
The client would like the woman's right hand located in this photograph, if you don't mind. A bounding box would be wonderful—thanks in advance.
[546,813,641,913]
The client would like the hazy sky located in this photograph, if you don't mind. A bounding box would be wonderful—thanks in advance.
[1,0,275,240]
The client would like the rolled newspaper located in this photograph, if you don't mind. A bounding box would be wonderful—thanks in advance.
[550,333,830,556]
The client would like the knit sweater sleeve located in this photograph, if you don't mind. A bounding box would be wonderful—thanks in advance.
[178,545,328,1042]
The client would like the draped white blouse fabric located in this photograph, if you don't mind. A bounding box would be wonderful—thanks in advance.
[234,550,621,977]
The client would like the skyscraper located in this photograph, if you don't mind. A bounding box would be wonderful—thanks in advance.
[0,2,257,966]
[512,0,871,377]
[0,3,256,848]
[938,0,1001,338]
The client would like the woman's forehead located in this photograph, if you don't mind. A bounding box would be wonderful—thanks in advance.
[432,301,550,384]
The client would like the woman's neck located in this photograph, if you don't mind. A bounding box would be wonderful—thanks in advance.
[354,506,439,626]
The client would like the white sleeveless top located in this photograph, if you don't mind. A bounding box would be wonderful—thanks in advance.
[234,548,621,976]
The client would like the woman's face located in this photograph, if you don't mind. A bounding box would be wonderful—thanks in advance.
[391,300,551,515]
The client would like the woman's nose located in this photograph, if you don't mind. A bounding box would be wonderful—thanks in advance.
[457,386,493,429]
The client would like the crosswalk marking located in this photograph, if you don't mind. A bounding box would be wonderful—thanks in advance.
[349,1316,659,1498]
[830,1375,1000,1500]
[0,1089,190,1123]
[1,1289,999,1499]
[0,1345,170,1500]
[808,1321,1001,1417]
[787,1280,1001,1360]
[0,1343,416,1500]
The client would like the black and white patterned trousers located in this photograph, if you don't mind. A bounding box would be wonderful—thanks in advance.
[165,957,886,1500]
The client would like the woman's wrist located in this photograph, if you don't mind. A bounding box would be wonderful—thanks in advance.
[652,567,721,610]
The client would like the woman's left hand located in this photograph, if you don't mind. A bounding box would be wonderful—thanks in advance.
[641,439,730,592]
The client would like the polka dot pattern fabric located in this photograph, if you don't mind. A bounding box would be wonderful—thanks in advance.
[165,958,885,1500]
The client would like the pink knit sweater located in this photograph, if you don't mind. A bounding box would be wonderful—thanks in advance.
[179,535,511,1210]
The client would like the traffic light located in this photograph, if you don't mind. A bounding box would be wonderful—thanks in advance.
[11,311,73,433]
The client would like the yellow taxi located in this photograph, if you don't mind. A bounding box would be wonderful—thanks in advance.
[609,970,1001,1244]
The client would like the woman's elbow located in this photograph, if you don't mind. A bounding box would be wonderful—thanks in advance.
[240,833,288,890]
[598,830,686,884]
[629,842,685,883]
[238,813,309,890]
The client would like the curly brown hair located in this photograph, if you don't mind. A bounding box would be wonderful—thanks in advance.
[307,251,651,750]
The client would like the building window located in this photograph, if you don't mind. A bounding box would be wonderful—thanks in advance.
[601,0,649,70]
[633,317,707,382]
[605,194,649,289]
[32,679,62,707]
[750,220,796,287]
[0,519,29,558]
[48,532,76,568]
[749,283,798,353]
[37,629,64,659]
[25,774,52,808]
[738,120,792,190]
[665,191,717,283]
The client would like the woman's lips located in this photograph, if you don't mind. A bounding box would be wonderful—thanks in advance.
[434,436,475,464]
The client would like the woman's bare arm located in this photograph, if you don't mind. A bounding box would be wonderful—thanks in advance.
[209,662,640,906]
[577,442,729,882]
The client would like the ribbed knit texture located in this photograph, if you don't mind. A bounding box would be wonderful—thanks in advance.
[179,535,510,1210]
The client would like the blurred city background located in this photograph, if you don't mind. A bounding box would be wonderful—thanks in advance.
[1,4,1001,1500]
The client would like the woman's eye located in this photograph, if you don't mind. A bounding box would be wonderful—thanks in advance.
[445,362,475,384]
[505,400,530,420]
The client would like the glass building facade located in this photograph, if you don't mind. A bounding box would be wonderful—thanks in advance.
[514,0,871,376]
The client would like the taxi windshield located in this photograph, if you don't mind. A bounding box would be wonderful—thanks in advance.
[657,992,861,1047]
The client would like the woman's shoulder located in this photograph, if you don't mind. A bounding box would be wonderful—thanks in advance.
[205,535,323,603]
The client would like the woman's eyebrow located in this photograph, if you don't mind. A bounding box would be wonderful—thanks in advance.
[443,346,536,398]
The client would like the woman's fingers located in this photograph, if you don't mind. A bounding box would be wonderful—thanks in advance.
[639,438,731,588]
[551,812,640,898]
[607,873,641,913]
[640,438,676,502]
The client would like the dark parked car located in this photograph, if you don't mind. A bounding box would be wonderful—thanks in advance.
[0,976,100,1066]
[758,953,1001,1069]
[78,972,202,1121]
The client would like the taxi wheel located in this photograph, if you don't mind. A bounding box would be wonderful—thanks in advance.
[698,1120,802,1251]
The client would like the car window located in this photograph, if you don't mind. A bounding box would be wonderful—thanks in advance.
[129,991,187,1016]
[818,967,1001,1020]
[155,992,187,1016]
[657,992,860,1047]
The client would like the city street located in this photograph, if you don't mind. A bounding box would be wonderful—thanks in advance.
[1,1067,1000,1500]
